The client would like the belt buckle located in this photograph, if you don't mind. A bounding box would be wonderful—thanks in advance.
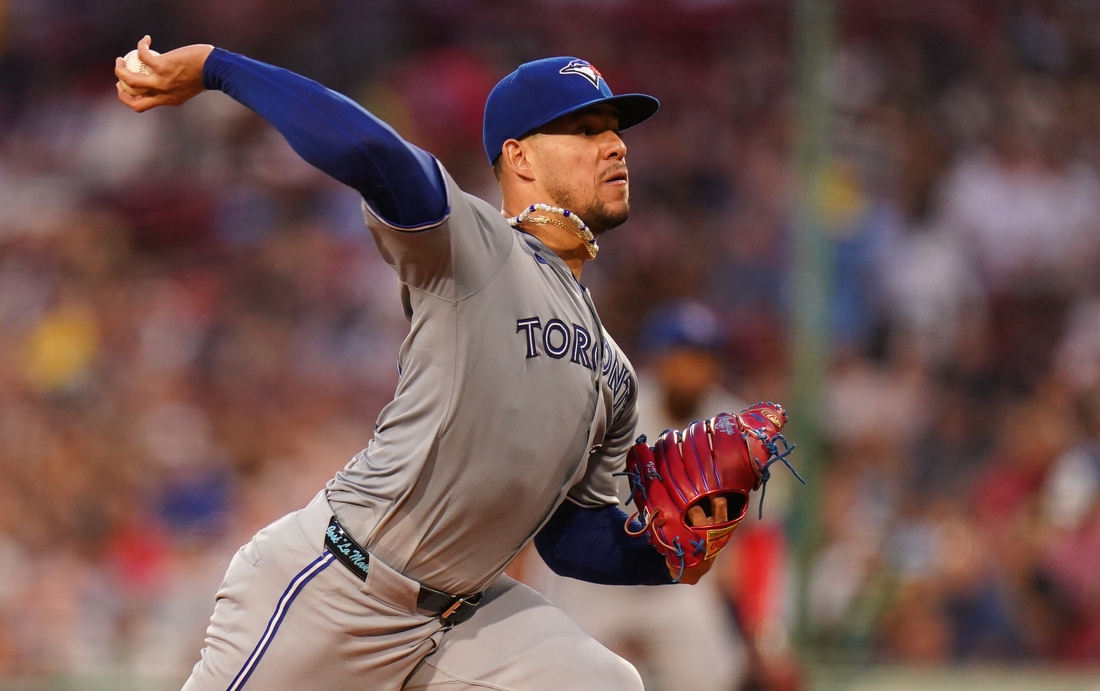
[440,592,482,624]
[440,597,467,621]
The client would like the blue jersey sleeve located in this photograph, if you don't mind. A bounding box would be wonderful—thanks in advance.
[534,500,673,586]
[202,48,448,229]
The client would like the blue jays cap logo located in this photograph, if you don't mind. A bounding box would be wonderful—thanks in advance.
[559,59,603,89]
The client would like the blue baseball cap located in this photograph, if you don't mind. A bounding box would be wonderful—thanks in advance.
[640,302,727,355]
[483,57,660,164]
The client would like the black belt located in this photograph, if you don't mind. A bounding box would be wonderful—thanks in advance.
[324,516,483,625]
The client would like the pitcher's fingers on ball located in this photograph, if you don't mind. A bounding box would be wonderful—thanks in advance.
[114,59,149,102]
[116,55,145,96]
[131,94,169,113]
[115,57,154,94]
[136,36,162,69]
[116,83,167,113]
[123,50,150,75]
[116,80,143,106]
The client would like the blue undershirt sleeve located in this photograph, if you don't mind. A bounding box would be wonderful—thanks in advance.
[202,47,448,229]
[534,500,674,586]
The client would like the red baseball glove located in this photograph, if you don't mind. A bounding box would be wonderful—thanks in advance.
[620,402,802,582]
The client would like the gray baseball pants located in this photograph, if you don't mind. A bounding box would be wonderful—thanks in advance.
[181,491,643,690]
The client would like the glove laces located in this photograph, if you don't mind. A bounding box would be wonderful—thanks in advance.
[743,427,804,519]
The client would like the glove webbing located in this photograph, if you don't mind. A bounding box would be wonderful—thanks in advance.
[746,429,804,519]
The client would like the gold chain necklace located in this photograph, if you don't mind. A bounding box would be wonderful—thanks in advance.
[503,204,599,260]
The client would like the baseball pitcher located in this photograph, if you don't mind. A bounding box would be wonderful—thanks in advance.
[115,36,795,691]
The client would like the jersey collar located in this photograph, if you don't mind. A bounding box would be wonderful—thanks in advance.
[516,229,587,290]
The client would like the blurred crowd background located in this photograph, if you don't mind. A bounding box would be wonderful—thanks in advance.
[2,0,1100,688]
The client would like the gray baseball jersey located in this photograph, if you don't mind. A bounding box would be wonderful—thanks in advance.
[184,165,647,691]
[325,164,639,596]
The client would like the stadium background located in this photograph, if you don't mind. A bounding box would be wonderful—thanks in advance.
[1,0,1100,688]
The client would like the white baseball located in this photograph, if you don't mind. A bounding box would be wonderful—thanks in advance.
[119,48,159,95]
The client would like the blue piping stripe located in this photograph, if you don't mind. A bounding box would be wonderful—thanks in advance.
[226,552,335,691]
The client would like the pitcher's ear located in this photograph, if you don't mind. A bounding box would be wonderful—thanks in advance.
[500,138,537,182]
